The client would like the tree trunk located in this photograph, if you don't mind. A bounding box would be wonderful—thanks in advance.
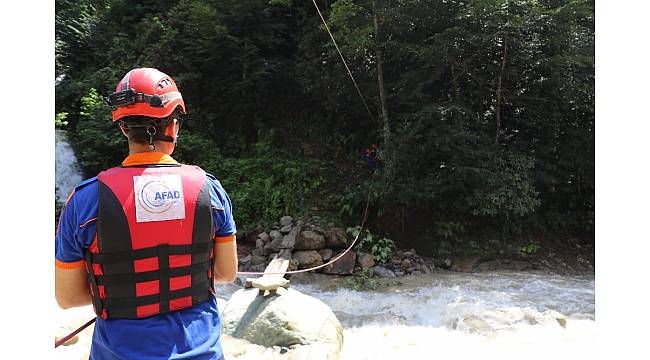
[373,0,390,149]
[495,35,508,145]
[451,63,462,128]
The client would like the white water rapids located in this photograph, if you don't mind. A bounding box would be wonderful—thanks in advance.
[55,129,83,205]
[53,134,594,359]
[54,271,594,359]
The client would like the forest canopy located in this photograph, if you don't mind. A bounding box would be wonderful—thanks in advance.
[55,0,594,254]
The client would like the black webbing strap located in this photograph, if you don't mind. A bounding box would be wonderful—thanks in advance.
[106,291,213,320]
[84,251,104,316]
[159,245,170,313]
[91,243,211,264]
[95,262,210,286]
[103,280,211,309]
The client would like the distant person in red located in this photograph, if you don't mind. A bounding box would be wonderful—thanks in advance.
[365,144,377,169]
[365,143,383,170]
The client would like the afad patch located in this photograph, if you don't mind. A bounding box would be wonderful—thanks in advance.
[133,174,185,223]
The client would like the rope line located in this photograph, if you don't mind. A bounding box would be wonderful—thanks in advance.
[56,1,376,348]
[55,318,96,348]
[310,0,376,124]
[236,185,371,276]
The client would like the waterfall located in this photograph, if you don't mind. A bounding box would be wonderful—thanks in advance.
[55,129,83,205]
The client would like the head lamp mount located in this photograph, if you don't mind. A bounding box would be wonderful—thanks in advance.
[104,88,164,109]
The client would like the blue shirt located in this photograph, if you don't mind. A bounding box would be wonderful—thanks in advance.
[55,153,236,360]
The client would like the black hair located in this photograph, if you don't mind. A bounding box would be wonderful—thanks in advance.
[119,108,183,145]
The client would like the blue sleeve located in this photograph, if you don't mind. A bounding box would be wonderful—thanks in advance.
[207,177,236,237]
[55,178,99,264]
[55,191,84,263]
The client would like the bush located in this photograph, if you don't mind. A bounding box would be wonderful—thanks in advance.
[344,268,377,291]
[347,226,395,263]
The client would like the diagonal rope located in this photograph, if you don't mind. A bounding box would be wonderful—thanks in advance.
[311,0,376,124]
[55,318,96,348]
[236,185,372,276]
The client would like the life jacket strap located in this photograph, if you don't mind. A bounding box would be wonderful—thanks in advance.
[90,243,212,264]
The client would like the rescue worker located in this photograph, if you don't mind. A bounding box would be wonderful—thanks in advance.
[55,68,238,360]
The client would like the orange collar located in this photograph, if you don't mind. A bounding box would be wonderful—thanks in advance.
[121,152,179,167]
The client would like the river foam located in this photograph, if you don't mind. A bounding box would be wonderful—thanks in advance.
[53,270,594,359]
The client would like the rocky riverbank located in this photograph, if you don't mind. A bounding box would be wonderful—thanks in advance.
[236,215,594,279]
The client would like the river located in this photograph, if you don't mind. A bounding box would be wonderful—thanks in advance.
[55,129,83,205]
[54,270,594,359]
[53,133,594,359]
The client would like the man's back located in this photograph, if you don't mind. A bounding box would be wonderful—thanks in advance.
[55,153,236,359]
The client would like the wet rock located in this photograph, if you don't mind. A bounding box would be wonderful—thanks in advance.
[293,250,324,270]
[280,216,293,226]
[251,248,263,257]
[279,225,292,234]
[357,253,375,269]
[411,270,422,276]
[319,248,333,262]
[323,250,356,275]
[258,232,270,242]
[511,260,532,271]
[221,287,342,358]
[251,255,267,266]
[287,258,299,272]
[265,235,283,253]
[295,230,326,251]
[394,270,404,277]
[269,230,283,242]
[420,264,431,274]
[451,256,480,272]
[246,225,264,243]
[372,266,396,278]
[250,264,267,272]
[434,258,452,269]
[401,258,412,269]
[406,267,416,273]
[326,227,349,249]
[475,260,499,272]
[239,254,252,264]
[522,308,567,329]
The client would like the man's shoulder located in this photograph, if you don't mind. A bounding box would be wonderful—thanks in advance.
[204,172,225,188]
[71,176,99,203]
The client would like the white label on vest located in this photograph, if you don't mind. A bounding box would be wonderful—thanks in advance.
[133,174,186,223]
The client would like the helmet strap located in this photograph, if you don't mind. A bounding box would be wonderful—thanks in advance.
[147,126,157,151]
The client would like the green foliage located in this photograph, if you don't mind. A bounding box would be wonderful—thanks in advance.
[434,221,465,240]
[74,88,127,176]
[344,267,377,291]
[55,112,69,129]
[55,0,594,249]
[519,243,540,254]
[347,226,395,263]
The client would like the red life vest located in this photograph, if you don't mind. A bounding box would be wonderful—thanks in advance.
[85,164,215,319]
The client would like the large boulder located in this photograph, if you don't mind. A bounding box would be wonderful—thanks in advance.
[451,256,481,272]
[221,288,343,359]
[292,250,324,270]
[280,216,293,226]
[322,250,356,275]
[372,266,396,278]
[357,253,375,269]
[319,248,333,262]
[326,228,349,249]
[269,230,283,242]
[294,230,326,251]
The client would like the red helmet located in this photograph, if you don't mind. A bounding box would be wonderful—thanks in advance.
[106,68,186,122]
